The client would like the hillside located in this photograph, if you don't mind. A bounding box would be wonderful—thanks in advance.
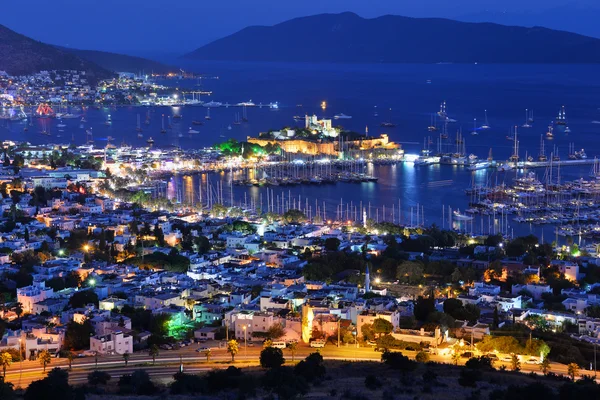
[62,48,175,74]
[0,24,112,79]
[184,12,600,64]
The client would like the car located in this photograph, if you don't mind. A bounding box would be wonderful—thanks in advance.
[461,352,473,359]
[526,357,539,365]
[485,353,498,360]
[247,341,255,347]
[196,347,210,352]
[366,341,377,347]
[500,356,512,362]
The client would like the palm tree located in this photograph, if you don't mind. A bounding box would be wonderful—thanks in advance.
[66,351,74,371]
[148,345,159,365]
[0,352,12,378]
[227,340,239,363]
[539,358,551,375]
[567,363,580,381]
[39,350,52,373]
[122,352,130,366]
[451,351,461,365]
[287,342,298,363]
[511,354,521,371]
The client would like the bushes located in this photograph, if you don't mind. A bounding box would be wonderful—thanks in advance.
[263,366,308,400]
[376,334,422,352]
[118,370,156,395]
[381,351,417,372]
[365,374,383,390]
[294,352,326,382]
[465,356,494,371]
[260,347,285,369]
[170,372,206,394]
[415,351,430,363]
[87,370,111,386]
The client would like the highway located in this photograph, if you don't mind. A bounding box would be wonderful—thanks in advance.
[2,341,587,388]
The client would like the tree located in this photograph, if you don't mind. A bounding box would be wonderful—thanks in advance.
[64,320,95,350]
[287,342,297,363]
[567,362,579,381]
[266,323,286,339]
[68,289,99,308]
[148,345,159,365]
[539,357,551,375]
[510,354,521,371]
[415,351,429,363]
[451,351,461,366]
[372,318,393,338]
[282,209,306,224]
[14,303,23,319]
[381,351,417,371]
[324,238,341,252]
[414,296,435,321]
[0,376,13,400]
[118,369,156,395]
[260,347,285,369]
[295,352,326,381]
[123,352,130,366]
[0,352,11,378]
[24,368,71,400]
[204,348,211,362]
[396,261,425,284]
[88,370,111,386]
[39,350,52,372]
[227,340,239,362]
[66,351,74,371]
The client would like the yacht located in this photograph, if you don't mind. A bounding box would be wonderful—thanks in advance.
[480,109,491,130]
[555,106,567,125]
[546,124,554,138]
[565,126,571,134]
[146,137,155,146]
[203,101,222,108]
[269,102,279,110]
[188,128,200,134]
[237,100,255,107]
[522,109,532,128]
[453,210,474,221]
[334,113,352,120]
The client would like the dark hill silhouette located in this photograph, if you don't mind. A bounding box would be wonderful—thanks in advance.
[184,12,600,64]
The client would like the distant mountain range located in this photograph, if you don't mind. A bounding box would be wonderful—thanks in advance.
[0,24,172,78]
[183,12,600,64]
[60,48,175,75]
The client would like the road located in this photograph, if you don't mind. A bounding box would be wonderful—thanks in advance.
[2,342,584,388]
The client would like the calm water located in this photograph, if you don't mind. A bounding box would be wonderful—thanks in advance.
[6,62,600,239]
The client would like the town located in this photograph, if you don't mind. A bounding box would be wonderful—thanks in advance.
[0,135,596,399]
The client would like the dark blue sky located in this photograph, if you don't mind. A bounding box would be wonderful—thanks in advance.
[3,0,599,55]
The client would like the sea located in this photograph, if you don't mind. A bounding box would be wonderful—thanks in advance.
[5,62,600,242]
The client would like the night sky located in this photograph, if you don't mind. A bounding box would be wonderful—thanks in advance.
[3,0,599,55]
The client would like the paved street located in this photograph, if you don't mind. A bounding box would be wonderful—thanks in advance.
[4,341,587,388]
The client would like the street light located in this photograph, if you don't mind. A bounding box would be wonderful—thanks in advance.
[243,324,249,359]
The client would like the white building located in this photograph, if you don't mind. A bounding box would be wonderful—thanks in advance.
[90,331,133,355]
[17,284,54,314]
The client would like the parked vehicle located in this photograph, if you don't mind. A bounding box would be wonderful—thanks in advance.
[310,340,326,348]
[271,341,287,349]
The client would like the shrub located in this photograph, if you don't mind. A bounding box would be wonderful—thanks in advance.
[260,347,285,369]
[458,369,481,387]
[465,356,494,371]
[294,353,325,382]
[87,370,111,386]
[381,351,417,372]
[415,351,430,363]
[365,374,382,390]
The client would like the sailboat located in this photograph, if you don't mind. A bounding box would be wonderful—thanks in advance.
[136,114,142,132]
[565,126,572,134]
[205,108,211,120]
[522,109,532,128]
[480,109,490,130]
[555,106,567,125]
[546,124,554,139]
[188,127,200,134]
[537,135,547,161]
[470,118,478,135]
[57,120,67,128]
[380,108,396,127]
[144,111,151,125]
[427,114,438,132]
[105,114,112,126]
[160,115,167,133]
[528,109,534,123]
